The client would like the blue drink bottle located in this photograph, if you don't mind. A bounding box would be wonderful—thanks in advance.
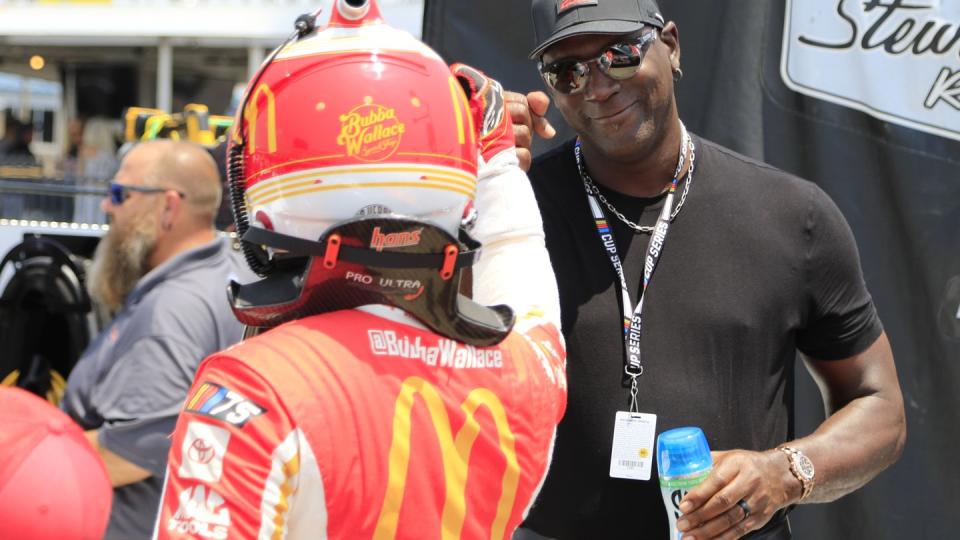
[657,427,713,540]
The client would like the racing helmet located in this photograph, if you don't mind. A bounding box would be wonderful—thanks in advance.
[227,0,513,345]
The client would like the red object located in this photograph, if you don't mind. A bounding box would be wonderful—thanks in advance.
[450,63,516,163]
[230,0,479,244]
[323,234,342,269]
[0,387,112,540]
[558,0,599,13]
[238,32,477,190]
[154,309,567,539]
[440,243,459,280]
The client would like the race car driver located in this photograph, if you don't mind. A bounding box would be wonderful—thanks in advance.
[153,1,566,539]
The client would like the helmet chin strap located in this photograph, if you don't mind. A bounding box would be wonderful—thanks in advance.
[228,216,515,347]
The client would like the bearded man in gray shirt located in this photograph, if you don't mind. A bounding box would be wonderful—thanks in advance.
[61,140,244,539]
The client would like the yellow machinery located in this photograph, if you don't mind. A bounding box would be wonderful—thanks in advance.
[123,104,234,146]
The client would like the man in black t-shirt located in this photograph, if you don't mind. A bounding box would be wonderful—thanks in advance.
[503,0,907,539]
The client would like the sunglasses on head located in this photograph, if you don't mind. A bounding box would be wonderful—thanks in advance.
[108,182,185,206]
[538,29,659,95]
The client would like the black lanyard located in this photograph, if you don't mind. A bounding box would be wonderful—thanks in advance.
[575,127,693,409]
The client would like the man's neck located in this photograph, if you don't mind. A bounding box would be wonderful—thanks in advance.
[579,121,689,199]
[146,227,216,272]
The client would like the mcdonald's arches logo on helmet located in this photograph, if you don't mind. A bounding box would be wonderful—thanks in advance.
[244,83,278,155]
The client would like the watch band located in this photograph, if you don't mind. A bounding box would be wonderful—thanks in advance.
[779,446,815,501]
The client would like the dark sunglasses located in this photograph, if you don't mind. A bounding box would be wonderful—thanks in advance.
[108,182,185,205]
[538,30,659,95]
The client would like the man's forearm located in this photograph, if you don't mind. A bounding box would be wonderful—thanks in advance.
[84,429,152,487]
[793,396,905,503]
[791,332,907,503]
[472,151,561,328]
[675,332,906,539]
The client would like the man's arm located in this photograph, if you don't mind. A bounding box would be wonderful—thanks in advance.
[676,331,906,540]
[796,331,906,501]
[86,332,213,487]
[84,429,152,487]
[452,65,561,327]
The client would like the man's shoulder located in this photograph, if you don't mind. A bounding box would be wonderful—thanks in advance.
[528,139,581,192]
[171,239,240,283]
[510,316,565,362]
[136,275,222,316]
[531,138,576,167]
[223,312,363,359]
[696,136,828,207]
[148,243,236,306]
[699,137,814,189]
[125,264,237,340]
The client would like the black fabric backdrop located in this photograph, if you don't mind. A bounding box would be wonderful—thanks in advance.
[423,1,959,538]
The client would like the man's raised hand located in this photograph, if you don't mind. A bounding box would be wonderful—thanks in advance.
[505,90,556,171]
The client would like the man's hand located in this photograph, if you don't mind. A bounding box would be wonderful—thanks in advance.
[505,91,556,171]
[675,449,798,540]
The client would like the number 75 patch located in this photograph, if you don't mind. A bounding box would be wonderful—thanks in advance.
[185,381,267,427]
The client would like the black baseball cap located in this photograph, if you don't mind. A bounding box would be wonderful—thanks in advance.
[529,0,665,58]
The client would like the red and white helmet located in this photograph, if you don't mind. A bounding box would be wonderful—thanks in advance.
[231,0,477,263]
[226,0,512,343]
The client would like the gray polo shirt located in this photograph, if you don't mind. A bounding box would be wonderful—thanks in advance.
[62,237,244,540]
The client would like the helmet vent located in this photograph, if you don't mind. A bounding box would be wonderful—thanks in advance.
[338,0,370,20]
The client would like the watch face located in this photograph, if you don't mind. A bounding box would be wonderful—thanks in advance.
[796,454,815,479]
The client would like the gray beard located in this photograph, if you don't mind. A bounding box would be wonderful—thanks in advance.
[87,215,158,314]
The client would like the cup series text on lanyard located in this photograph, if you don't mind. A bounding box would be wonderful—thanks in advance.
[575,121,694,411]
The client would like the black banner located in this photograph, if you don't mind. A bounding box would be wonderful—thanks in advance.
[424,0,959,538]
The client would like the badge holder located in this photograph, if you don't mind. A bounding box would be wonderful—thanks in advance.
[609,367,657,480]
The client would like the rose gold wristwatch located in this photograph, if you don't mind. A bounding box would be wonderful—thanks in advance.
[779,446,815,501]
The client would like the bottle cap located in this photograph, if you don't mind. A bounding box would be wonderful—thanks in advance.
[657,426,712,478]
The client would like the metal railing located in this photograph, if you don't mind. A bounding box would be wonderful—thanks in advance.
[0,169,108,224]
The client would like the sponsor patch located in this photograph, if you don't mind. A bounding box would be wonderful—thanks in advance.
[167,485,231,540]
[557,0,597,15]
[370,226,423,252]
[178,422,231,483]
[185,382,266,427]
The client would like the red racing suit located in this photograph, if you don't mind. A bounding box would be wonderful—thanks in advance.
[154,307,566,540]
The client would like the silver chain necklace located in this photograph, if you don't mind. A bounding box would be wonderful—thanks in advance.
[575,126,696,234]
